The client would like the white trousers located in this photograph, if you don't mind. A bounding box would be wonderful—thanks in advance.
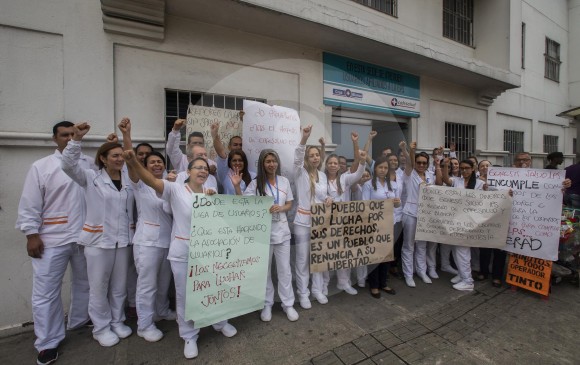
[452,246,473,284]
[32,243,89,351]
[311,271,329,296]
[170,260,227,341]
[265,242,295,308]
[126,247,138,307]
[133,245,172,331]
[336,269,352,288]
[401,214,427,278]
[356,266,367,284]
[293,225,311,298]
[84,246,130,334]
[426,243,453,270]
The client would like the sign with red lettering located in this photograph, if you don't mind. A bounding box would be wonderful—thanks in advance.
[487,167,564,261]
[506,253,552,296]
[309,199,393,273]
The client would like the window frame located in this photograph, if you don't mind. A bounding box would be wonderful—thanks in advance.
[544,37,561,82]
[351,0,398,17]
[443,0,474,47]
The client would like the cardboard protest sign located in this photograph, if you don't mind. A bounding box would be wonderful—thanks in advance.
[186,104,243,161]
[242,100,301,180]
[309,199,393,273]
[415,185,512,247]
[488,168,564,261]
[186,194,272,328]
[506,253,552,296]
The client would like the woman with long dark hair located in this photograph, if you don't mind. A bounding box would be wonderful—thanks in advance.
[437,158,484,291]
[237,149,299,322]
[362,156,401,298]
[210,122,254,194]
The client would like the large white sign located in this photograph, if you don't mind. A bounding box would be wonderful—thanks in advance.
[487,167,564,261]
[415,185,512,247]
[242,100,301,180]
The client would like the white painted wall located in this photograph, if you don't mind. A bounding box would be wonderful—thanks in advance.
[0,0,576,331]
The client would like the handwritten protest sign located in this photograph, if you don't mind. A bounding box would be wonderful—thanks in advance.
[415,185,511,247]
[506,253,552,296]
[186,104,243,161]
[309,200,393,273]
[186,194,272,328]
[242,100,301,179]
[488,167,564,261]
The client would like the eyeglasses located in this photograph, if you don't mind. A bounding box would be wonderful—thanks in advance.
[191,166,209,171]
[415,161,428,165]
[515,158,531,162]
[189,141,205,146]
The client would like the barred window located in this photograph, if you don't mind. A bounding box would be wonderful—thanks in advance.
[352,0,397,17]
[443,0,474,46]
[445,122,476,161]
[545,38,561,82]
[504,130,524,166]
[543,135,559,154]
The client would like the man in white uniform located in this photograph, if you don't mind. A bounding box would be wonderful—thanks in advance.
[16,121,93,365]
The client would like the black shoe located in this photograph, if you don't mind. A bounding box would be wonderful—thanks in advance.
[382,287,397,295]
[37,348,58,365]
[370,289,381,299]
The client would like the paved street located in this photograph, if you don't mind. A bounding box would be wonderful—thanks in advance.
[2,271,579,365]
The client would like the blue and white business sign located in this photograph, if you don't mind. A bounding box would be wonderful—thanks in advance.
[323,53,420,117]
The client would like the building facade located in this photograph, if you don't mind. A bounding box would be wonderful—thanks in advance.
[0,0,577,331]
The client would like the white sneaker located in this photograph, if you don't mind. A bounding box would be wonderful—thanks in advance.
[357,280,366,288]
[418,273,432,284]
[314,293,328,304]
[283,306,299,322]
[428,269,439,279]
[137,326,163,342]
[93,329,120,347]
[183,339,198,359]
[322,287,329,296]
[260,306,272,322]
[405,277,416,288]
[154,310,177,322]
[338,285,358,295]
[217,323,237,338]
[111,323,132,339]
[450,275,462,284]
[453,281,474,291]
[299,297,312,309]
[441,265,459,275]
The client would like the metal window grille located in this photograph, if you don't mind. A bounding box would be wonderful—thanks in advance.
[445,122,476,161]
[545,38,561,82]
[521,23,526,69]
[443,0,474,46]
[503,130,524,166]
[543,135,559,153]
[352,0,397,17]
[164,89,266,142]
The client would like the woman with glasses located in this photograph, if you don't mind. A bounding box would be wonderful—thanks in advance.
[123,152,238,359]
[472,160,504,287]
[210,122,254,194]
[436,158,484,291]
[400,141,435,287]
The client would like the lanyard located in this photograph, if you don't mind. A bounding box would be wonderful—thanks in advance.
[266,176,279,204]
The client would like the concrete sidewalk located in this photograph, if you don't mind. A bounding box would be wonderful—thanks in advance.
[2,271,580,364]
